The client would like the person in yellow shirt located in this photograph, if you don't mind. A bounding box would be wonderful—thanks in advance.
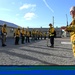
[31,29,35,41]
[43,32,46,40]
[26,29,30,43]
[14,28,20,45]
[1,24,7,47]
[49,23,55,48]
[40,31,42,40]
[37,31,40,40]
[35,30,37,40]
[36,30,39,40]
[21,28,25,44]
[65,6,75,57]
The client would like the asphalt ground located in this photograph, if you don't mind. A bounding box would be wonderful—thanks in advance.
[0,37,75,65]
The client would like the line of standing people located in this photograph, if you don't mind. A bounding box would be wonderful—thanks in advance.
[14,28,30,45]
[0,25,47,47]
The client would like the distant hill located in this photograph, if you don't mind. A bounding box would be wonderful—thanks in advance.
[0,20,19,28]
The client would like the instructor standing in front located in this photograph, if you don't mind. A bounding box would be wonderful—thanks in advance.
[49,23,55,48]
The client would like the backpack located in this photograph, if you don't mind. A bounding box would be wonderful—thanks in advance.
[52,30,56,38]
[54,30,56,37]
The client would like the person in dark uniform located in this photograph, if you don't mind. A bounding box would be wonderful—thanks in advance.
[1,24,7,47]
[49,23,55,48]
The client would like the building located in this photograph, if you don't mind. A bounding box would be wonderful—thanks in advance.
[0,20,19,37]
[0,20,62,38]
[27,28,62,38]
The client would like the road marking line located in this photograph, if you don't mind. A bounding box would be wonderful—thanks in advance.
[61,42,72,44]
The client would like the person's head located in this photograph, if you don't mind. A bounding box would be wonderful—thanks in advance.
[22,28,24,30]
[70,6,75,19]
[18,27,20,30]
[49,23,53,27]
[26,28,28,31]
[3,23,7,27]
[32,28,34,30]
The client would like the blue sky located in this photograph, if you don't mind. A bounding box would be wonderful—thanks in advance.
[0,0,75,28]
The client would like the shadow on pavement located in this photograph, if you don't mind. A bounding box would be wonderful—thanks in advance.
[20,48,72,58]
[27,45,71,52]
[0,50,58,65]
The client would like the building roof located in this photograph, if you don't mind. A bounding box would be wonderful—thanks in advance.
[25,28,62,32]
[0,20,19,28]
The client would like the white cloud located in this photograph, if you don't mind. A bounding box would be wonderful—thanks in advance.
[20,4,36,10]
[24,12,36,20]
[43,0,54,13]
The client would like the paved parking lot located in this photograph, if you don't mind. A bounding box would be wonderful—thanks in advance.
[0,37,75,65]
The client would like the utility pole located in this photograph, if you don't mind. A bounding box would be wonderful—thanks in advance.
[66,14,68,26]
[53,16,54,27]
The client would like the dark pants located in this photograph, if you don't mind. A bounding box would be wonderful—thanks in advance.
[2,35,6,45]
[41,36,42,40]
[26,36,30,43]
[32,35,35,41]
[34,35,37,40]
[50,36,54,46]
[44,36,46,40]
[38,36,40,40]
[15,37,19,45]
[21,36,25,44]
